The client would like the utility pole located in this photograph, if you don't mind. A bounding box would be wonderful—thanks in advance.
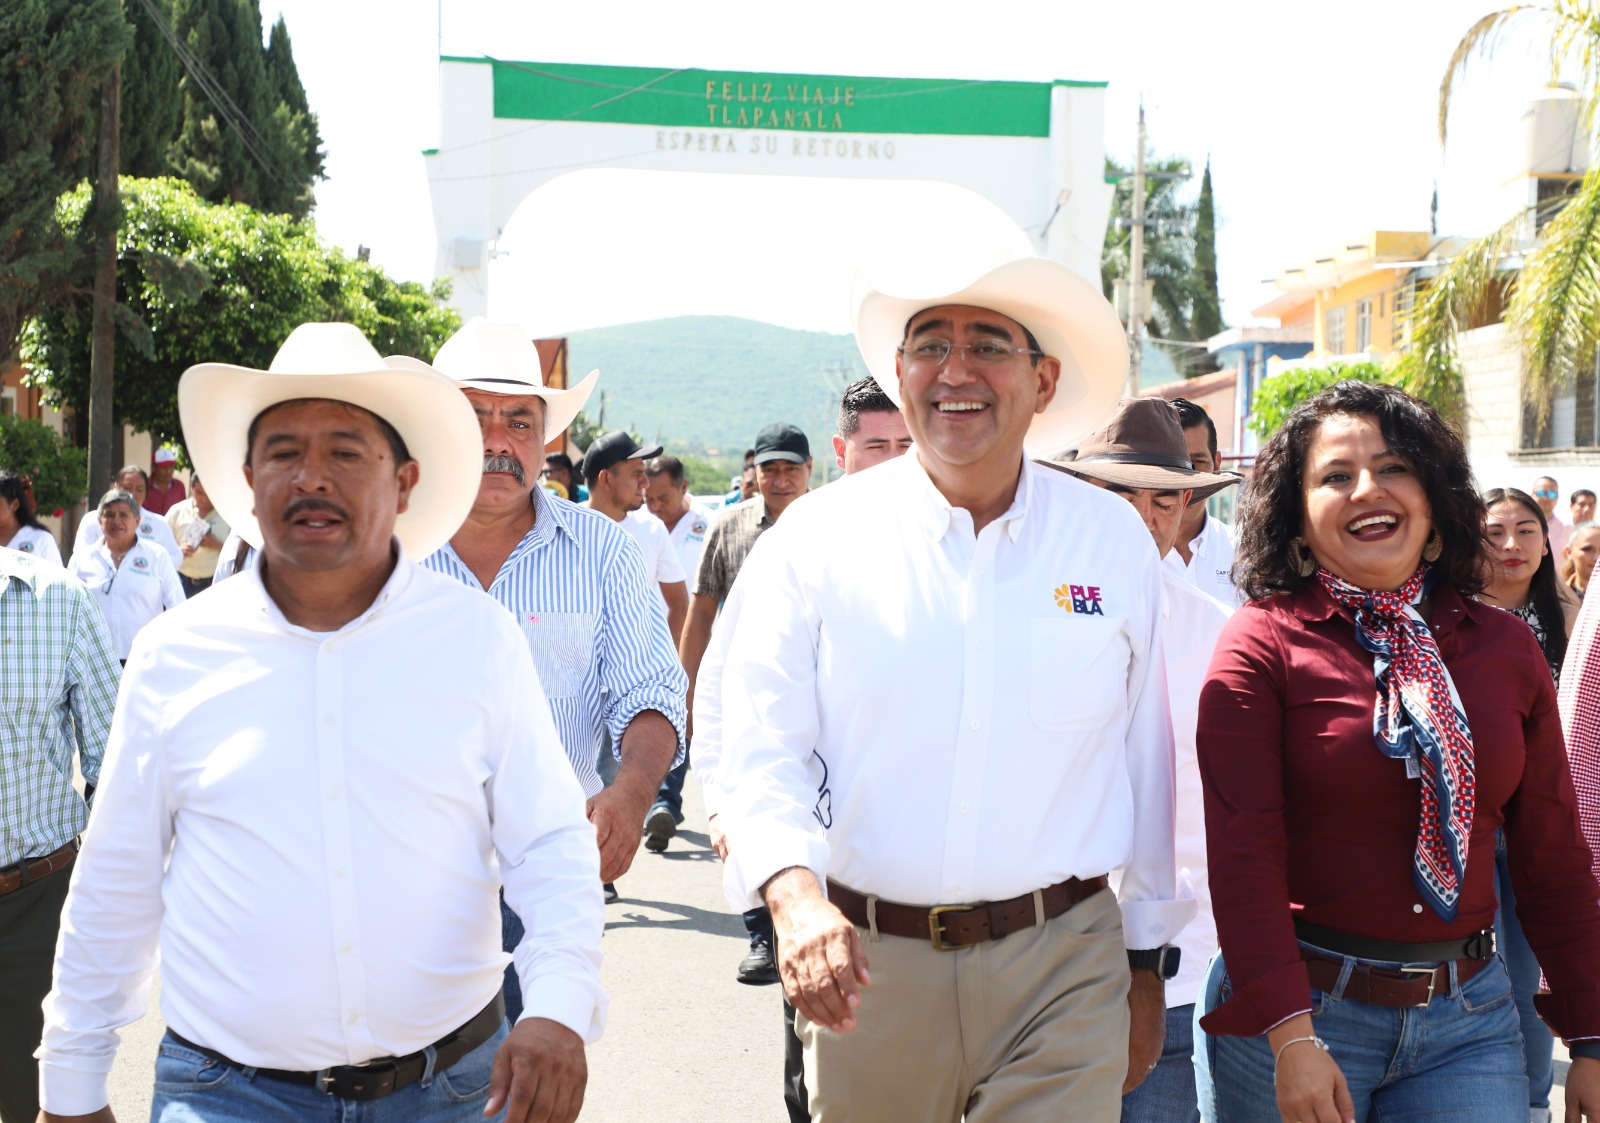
[1127,100,1147,397]
[87,52,122,522]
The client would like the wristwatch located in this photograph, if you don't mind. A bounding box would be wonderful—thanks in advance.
[1128,946,1181,980]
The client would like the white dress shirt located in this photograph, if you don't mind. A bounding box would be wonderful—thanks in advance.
[1157,567,1232,1007]
[38,552,605,1115]
[4,524,62,566]
[69,538,185,659]
[713,453,1193,950]
[667,501,714,583]
[73,505,183,568]
[621,507,686,588]
[1168,513,1241,607]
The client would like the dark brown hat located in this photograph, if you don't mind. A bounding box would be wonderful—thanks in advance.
[1046,397,1240,504]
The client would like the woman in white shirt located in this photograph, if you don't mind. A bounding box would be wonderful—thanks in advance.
[0,470,62,566]
[70,489,185,661]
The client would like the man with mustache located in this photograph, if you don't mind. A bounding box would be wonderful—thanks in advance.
[419,319,686,1014]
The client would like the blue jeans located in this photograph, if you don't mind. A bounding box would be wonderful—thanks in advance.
[1197,948,1526,1122]
[1497,836,1555,1111]
[150,1021,509,1121]
[650,744,690,824]
[1122,1003,1200,1122]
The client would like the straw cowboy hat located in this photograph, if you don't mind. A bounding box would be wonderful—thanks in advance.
[178,322,482,557]
[423,318,599,443]
[851,256,1129,457]
[1046,396,1240,504]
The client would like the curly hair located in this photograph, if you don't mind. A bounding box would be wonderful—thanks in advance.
[1483,487,1569,673]
[1234,381,1489,601]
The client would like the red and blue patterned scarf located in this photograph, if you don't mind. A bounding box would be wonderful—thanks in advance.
[1317,564,1476,921]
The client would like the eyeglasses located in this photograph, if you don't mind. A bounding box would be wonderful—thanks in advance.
[99,572,116,595]
[897,339,1042,367]
[1533,489,1559,500]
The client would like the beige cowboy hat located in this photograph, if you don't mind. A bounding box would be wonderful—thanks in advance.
[1045,397,1241,503]
[851,256,1129,458]
[178,322,482,557]
[421,318,599,443]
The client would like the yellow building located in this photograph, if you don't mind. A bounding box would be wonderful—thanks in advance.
[1252,232,1441,359]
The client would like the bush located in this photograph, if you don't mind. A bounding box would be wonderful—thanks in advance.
[0,414,87,514]
[1248,361,1391,440]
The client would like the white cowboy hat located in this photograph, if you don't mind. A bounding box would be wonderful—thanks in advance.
[851,257,1129,458]
[423,318,599,443]
[178,322,482,557]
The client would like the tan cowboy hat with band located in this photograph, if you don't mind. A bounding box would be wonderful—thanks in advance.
[420,317,599,443]
[851,256,1129,457]
[178,322,482,557]
[1047,396,1240,504]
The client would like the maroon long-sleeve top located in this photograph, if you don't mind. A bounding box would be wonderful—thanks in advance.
[1197,580,1600,1039]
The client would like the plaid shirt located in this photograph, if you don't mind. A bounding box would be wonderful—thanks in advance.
[1560,590,1600,887]
[693,497,775,603]
[0,548,121,867]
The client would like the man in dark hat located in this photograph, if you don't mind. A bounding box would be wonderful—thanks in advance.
[582,431,687,645]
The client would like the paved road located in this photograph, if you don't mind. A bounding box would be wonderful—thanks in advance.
[99,773,1573,1119]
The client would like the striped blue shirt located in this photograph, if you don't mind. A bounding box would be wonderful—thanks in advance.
[423,487,687,797]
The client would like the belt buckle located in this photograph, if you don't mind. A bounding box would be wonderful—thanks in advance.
[928,905,974,951]
[1399,966,1439,1007]
[315,1069,336,1096]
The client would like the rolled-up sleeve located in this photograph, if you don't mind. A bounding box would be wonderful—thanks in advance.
[1116,554,1195,950]
[1196,607,1310,1037]
[598,531,688,759]
[712,530,831,911]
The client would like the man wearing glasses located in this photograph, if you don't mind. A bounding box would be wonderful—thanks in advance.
[711,258,1191,1119]
[1533,476,1571,561]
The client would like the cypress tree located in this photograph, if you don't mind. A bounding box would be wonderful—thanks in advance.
[262,15,324,214]
[1192,159,1223,341]
[120,0,182,178]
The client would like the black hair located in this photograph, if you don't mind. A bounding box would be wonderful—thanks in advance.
[244,399,410,467]
[544,452,574,473]
[743,449,756,463]
[0,471,43,530]
[1234,380,1490,602]
[116,464,149,486]
[646,454,685,485]
[1484,487,1570,672]
[1573,489,1596,505]
[1170,397,1218,460]
[837,376,899,438]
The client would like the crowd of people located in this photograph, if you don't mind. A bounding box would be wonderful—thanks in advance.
[5,252,1600,1123]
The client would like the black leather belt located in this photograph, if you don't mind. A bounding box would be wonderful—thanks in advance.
[1294,917,1495,963]
[167,993,504,1102]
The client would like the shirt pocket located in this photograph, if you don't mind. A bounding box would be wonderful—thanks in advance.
[1029,615,1130,730]
[518,611,598,701]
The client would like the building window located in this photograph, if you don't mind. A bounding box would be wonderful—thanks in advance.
[1524,358,1600,449]
[1391,280,1415,349]
[1356,300,1372,352]
[1325,306,1346,355]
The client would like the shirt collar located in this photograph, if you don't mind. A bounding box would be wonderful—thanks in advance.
[905,452,1032,543]
[0,547,42,597]
[252,539,415,636]
[530,484,579,544]
[1188,513,1212,558]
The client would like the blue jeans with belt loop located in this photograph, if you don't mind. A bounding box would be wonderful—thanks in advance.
[1196,945,1527,1122]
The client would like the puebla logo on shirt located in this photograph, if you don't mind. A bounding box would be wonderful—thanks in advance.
[16,541,34,553]
[689,518,708,539]
[140,522,155,535]
[132,556,150,571]
[1053,583,1105,616]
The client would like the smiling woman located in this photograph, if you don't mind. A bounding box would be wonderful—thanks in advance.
[1194,381,1600,1123]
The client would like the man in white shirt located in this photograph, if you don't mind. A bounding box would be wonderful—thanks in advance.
[71,465,183,569]
[37,323,604,1123]
[711,257,1194,1121]
[645,454,713,587]
[1534,475,1571,561]
[1048,396,1235,1123]
[582,430,688,643]
[1168,399,1242,607]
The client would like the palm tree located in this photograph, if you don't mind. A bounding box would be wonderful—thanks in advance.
[1101,154,1208,345]
[1396,1,1600,429]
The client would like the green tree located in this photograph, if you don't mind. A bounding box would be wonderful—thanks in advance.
[1192,160,1223,341]
[262,16,324,198]
[1397,1,1600,429]
[121,0,182,177]
[0,0,130,360]
[1102,154,1206,344]
[679,455,733,496]
[1249,361,1390,441]
[0,415,89,515]
[20,177,460,450]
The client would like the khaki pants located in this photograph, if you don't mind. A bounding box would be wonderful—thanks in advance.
[798,886,1130,1123]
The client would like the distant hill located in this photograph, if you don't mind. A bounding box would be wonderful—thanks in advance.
[567,316,869,461]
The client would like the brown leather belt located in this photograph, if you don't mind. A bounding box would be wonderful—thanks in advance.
[1302,947,1489,1008]
[827,876,1108,951]
[0,840,78,898]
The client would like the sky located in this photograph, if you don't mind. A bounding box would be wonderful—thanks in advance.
[259,0,1556,338]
